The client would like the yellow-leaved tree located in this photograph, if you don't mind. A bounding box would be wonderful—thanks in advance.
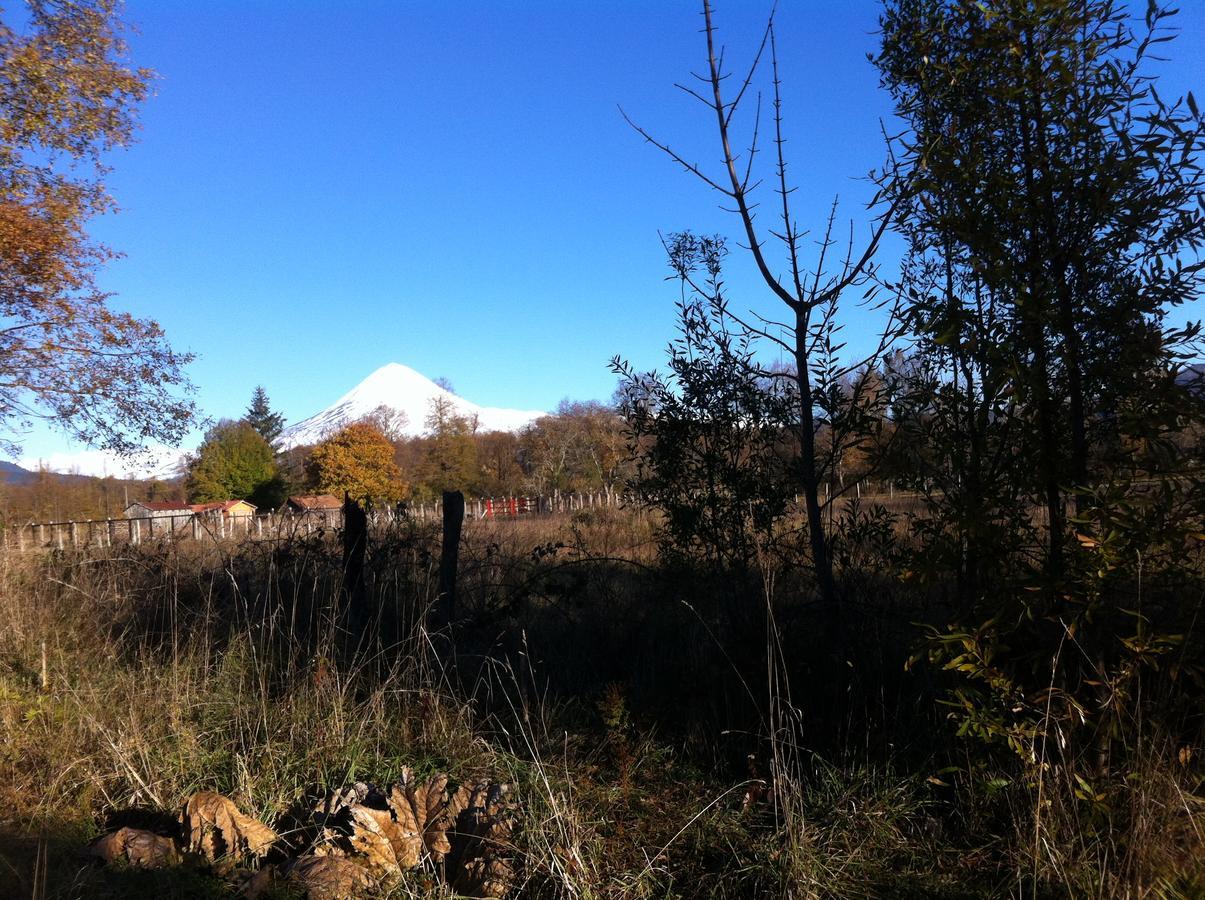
[306,422,404,503]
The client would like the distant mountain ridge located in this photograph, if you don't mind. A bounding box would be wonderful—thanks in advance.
[0,460,38,485]
[0,459,122,485]
[276,362,546,449]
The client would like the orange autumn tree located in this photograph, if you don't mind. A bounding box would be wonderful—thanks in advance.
[306,422,405,503]
[0,0,196,456]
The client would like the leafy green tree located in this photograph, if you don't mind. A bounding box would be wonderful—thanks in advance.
[614,297,796,572]
[414,397,477,499]
[877,0,1205,576]
[186,420,285,509]
[307,421,404,502]
[0,0,197,456]
[876,0,1205,808]
[244,386,285,445]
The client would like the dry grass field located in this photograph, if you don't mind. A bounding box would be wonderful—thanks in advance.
[0,508,1200,899]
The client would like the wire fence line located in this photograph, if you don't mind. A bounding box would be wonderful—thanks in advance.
[0,477,952,553]
[0,491,633,552]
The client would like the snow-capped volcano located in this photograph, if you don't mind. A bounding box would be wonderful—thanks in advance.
[276,362,546,449]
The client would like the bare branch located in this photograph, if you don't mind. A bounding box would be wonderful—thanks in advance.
[702,0,801,312]
[725,10,774,128]
[741,92,763,192]
[619,106,736,197]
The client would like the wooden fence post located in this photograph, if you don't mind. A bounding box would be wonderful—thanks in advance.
[434,490,465,631]
[342,493,368,635]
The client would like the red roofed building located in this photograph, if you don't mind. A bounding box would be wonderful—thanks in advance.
[124,499,257,534]
[285,494,342,526]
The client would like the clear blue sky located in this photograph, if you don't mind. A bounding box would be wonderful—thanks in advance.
[20,0,1205,461]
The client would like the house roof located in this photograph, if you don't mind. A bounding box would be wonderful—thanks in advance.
[127,501,192,512]
[287,494,342,510]
[126,499,256,514]
[191,500,256,513]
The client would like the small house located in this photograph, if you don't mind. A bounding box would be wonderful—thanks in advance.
[124,499,257,535]
[190,500,257,521]
[286,494,342,526]
[123,500,194,534]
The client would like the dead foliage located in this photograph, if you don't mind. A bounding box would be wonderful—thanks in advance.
[446,781,517,899]
[179,791,278,872]
[88,777,517,897]
[87,826,180,869]
[310,768,506,883]
[241,855,377,900]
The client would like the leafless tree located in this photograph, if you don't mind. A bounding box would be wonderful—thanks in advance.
[622,1,899,606]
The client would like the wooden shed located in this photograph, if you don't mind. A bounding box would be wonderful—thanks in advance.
[286,494,342,514]
[190,500,257,520]
[286,494,342,526]
[123,500,195,534]
[124,499,256,535]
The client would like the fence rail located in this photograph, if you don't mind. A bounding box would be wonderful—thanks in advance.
[0,491,628,552]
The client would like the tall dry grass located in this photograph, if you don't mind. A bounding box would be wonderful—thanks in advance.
[0,508,1199,898]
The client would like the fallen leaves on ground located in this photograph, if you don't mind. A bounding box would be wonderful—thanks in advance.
[311,768,489,878]
[239,856,378,900]
[88,774,516,898]
[87,826,180,868]
[180,791,278,872]
[447,781,517,899]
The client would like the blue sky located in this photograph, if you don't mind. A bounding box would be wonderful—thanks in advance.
[17,0,1205,463]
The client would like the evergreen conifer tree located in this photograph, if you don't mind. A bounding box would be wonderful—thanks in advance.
[245,386,286,446]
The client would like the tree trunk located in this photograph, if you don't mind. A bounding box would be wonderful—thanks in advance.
[794,338,838,608]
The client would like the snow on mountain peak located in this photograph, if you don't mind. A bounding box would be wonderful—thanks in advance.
[276,363,545,449]
[18,363,547,476]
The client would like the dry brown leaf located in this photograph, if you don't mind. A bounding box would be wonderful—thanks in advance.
[406,772,455,860]
[88,827,180,869]
[459,855,515,899]
[387,769,456,862]
[447,781,516,899]
[445,782,474,824]
[348,802,416,877]
[180,791,278,872]
[286,855,376,900]
[314,772,458,874]
[310,782,418,878]
[312,782,371,823]
[308,774,516,896]
[378,785,424,868]
[239,864,280,898]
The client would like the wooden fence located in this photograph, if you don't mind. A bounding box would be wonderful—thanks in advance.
[0,491,628,552]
